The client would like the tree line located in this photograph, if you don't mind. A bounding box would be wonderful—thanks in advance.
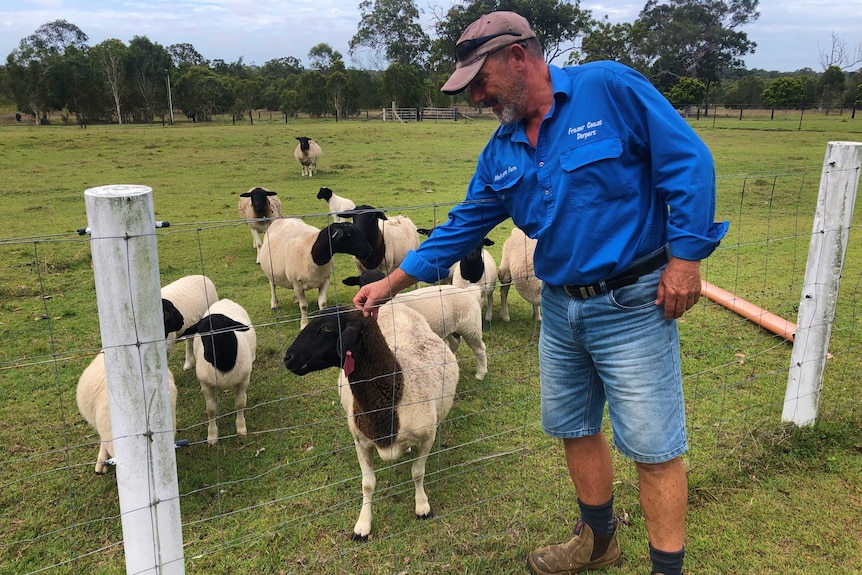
[1,0,859,126]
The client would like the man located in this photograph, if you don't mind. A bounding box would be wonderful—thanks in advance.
[354,11,728,575]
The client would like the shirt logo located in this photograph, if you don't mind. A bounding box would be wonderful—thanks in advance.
[494,165,518,182]
[567,119,603,141]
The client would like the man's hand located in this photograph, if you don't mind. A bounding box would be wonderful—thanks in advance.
[353,268,417,318]
[656,257,701,320]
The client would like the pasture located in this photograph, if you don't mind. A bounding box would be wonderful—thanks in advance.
[1,113,861,575]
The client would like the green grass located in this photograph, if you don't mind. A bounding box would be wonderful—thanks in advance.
[0,114,861,574]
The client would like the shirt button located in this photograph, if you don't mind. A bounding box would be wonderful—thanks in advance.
[539,161,545,167]
[544,190,550,196]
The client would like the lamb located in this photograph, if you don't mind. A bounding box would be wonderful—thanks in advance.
[161,274,219,370]
[344,270,487,380]
[283,304,458,541]
[337,204,420,275]
[237,186,283,263]
[258,217,373,329]
[294,136,322,177]
[76,351,177,474]
[182,298,256,446]
[498,227,543,321]
[316,186,355,223]
[450,238,498,322]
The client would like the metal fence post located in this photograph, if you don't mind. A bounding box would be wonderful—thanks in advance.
[84,185,185,574]
[783,142,862,426]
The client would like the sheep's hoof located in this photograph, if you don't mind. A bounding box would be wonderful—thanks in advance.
[417,510,434,521]
[351,532,369,542]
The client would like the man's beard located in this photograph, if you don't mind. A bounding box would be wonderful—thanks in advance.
[493,76,529,125]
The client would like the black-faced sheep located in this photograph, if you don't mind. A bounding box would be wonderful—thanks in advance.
[258,217,373,329]
[337,204,420,275]
[343,270,487,380]
[498,227,543,321]
[237,186,283,264]
[76,351,177,474]
[295,136,322,177]
[283,304,458,541]
[161,275,219,370]
[316,186,355,223]
[182,298,256,446]
[450,238,498,322]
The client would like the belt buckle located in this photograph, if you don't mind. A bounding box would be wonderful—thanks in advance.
[564,283,599,298]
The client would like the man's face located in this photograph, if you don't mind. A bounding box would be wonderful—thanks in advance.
[468,48,528,125]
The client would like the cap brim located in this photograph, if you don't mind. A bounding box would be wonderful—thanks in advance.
[441,56,487,95]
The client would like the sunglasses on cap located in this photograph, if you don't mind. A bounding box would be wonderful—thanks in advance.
[455,31,523,63]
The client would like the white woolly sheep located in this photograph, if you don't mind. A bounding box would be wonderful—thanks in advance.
[283,304,458,541]
[161,274,219,370]
[295,136,322,177]
[498,227,543,321]
[451,238,498,322]
[237,186,283,263]
[316,186,355,223]
[183,298,256,446]
[258,217,373,329]
[337,204,420,275]
[76,351,177,474]
[344,270,487,380]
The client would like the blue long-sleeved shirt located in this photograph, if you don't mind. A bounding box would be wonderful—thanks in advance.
[401,61,729,286]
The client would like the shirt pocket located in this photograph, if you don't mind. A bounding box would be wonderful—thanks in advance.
[559,137,628,210]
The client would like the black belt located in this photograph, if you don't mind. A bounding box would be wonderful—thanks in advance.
[563,245,669,299]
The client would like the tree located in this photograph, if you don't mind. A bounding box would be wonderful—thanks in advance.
[91,39,128,124]
[174,65,230,121]
[816,65,845,111]
[350,0,430,68]
[818,31,862,72]
[380,63,424,108]
[168,43,207,70]
[631,0,759,97]
[126,36,172,123]
[721,74,764,109]
[6,20,90,124]
[762,76,805,117]
[579,16,641,68]
[308,44,343,73]
[664,77,706,114]
[431,0,593,74]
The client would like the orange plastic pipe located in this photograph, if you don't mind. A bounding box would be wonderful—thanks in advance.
[700,281,796,342]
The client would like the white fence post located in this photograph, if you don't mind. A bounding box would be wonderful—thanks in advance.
[783,141,862,426]
[84,185,185,575]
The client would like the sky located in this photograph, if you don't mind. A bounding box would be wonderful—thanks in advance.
[1,1,860,73]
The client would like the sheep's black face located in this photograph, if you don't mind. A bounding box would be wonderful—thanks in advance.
[284,310,347,375]
[330,223,374,260]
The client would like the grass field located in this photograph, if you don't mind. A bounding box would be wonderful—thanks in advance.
[0,113,861,575]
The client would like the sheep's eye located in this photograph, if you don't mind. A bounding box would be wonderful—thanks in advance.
[322,325,334,333]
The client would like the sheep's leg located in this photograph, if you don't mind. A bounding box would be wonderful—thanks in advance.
[352,441,376,541]
[94,438,110,475]
[234,378,249,438]
[317,277,330,314]
[201,383,220,446]
[183,338,195,371]
[269,277,279,310]
[445,334,461,353]
[533,303,542,322]
[464,334,488,380]
[411,436,435,520]
[484,291,494,322]
[294,288,310,330]
[250,228,261,252]
[499,283,511,322]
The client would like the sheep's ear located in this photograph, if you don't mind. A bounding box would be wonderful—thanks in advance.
[181,319,202,336]
[239,192,251,197]
[337,322,363,359]
[330,226,344,241]
[375,211,388,221]
[266,191,277,196]
[416,228,432,236]
[482,238,495,246]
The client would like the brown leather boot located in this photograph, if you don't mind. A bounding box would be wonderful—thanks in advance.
[527,519,622,575]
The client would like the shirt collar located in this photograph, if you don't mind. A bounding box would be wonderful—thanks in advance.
[494,64,571,142]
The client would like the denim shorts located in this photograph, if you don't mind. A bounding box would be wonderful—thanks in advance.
[538,267,687,464]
